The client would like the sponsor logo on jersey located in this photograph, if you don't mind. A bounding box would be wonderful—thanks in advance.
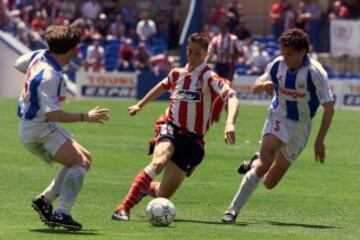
[173,90,201,102]
[280,88,306,99]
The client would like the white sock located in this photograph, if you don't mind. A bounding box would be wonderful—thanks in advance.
[144,165,157,179]
[38,167,69,203]
[229,168,261,214]
[56,165,87,215]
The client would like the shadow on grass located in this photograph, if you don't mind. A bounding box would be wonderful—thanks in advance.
[264,221,340,229]
[175,218,248,226]
[29,228,100,235]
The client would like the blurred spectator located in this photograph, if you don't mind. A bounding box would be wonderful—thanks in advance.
[283,3,295,31]
[226,0,243,32]
[306,0,321,51]
[208,19,241,80]
[60,0,76,22]
[0,0,9,31]
[95,13,109,39]
[121,3,137,29]
[135,42,151,70]
[117,38,135,71]
[233,17,251,42]
[102,0,117,19]
[269,0,286,39]
[167,6,180,50]
[295,1,309,30]
[150,51,174,75]
[72,16,94,43]
[156,10,169,40]
[30,10,46,35]
[209,0,226,35]
[52,10,69,26]
[239,39,258,67]
[136,10,156,41]
[202,24,214,40]
[86,38,105,72]
[81,0,102,21]
[328,0,350,20]
[110,13,125,40]
[249,44,270,74]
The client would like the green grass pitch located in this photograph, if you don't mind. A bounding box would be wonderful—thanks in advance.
[0,99,359,240]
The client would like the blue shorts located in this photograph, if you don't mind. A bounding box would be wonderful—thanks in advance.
[149,122,204,177]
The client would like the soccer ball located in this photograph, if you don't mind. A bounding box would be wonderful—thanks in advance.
[146,197,176,226]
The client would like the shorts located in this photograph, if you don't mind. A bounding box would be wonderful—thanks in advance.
[261,111,311,162]
[149,122,205,177]
[20,127,71,164]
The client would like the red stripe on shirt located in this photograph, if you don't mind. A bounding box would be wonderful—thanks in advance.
[167,70,180,122]
[178,74,191,129]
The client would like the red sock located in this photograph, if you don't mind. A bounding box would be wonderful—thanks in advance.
[116,170,153,212]
[147,181,160,198]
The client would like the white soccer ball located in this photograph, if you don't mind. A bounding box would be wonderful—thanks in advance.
[146,197,176,226]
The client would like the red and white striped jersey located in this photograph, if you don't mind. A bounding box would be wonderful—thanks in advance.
[160,62,235,136]
[208,33,241,64]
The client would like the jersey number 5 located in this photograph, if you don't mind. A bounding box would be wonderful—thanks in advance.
[274,120,281,131]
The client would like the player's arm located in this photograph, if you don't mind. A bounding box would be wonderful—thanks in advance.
[224,93,240,144]
[128,81,167,116]
[14,51,36,74]
[46,107,110,124]
[252,72,274,95]
[311,66,335,163]
[314,101,334,163]
[39,70,110,123]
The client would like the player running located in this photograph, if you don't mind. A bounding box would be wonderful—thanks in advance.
[222,28,334,223]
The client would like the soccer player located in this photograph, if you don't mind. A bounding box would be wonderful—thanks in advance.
[15,25,110,230]
[221,28,334,223]
[207,19,242,81]
[112,33,240,221]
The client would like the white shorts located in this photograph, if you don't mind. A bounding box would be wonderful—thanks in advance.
[261,111,311,162]
[20,123,72,164]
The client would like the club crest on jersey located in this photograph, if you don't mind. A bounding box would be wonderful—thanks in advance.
[173,90,201,102]
[278,75,283,81]
[195,79,203,90]
[297,82,305,89]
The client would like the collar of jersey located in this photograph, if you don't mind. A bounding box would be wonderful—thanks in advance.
[186,62,207,74]
[43,50,62,72]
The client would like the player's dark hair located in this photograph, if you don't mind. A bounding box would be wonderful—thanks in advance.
[279,28,310,53]
[188,33,209,51]
[45,25,82,54]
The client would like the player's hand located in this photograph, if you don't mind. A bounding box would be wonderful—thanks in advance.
[128,104,141,116]
[314,139,325,163]
[263,81,274,95]
[86,106,111,124]
[224,122,235,145]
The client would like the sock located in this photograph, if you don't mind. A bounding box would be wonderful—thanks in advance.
[116,166,156,212]
[147,181,160,198]
[38,167,69,203]
[229,168,261,214]
[56,165,87,215]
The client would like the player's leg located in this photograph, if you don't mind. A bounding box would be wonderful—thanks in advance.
[262,150,291,189]
[158,160,186,198]
[49,138,91,230]
[113,138,174,221]
[223,134,282,223]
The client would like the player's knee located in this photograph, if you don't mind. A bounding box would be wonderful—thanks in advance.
[254,161,270,177]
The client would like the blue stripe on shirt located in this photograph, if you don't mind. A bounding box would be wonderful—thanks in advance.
[286,100,299,121]
[24,70,45,120]
[307,70,320,118]
[270,61,280,109]
[285,69,297,90]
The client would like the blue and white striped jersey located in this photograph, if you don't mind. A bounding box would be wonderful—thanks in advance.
[259,55,334,123]
[16,50,66,123]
